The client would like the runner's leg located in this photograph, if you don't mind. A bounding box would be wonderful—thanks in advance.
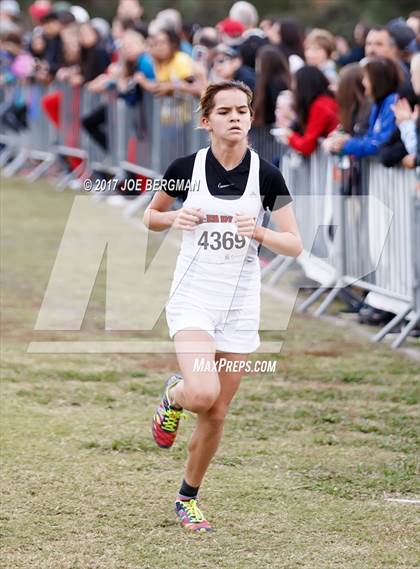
[182,351,248,487]
[170,329,221,414]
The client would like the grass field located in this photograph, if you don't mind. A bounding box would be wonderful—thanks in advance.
[1,178,419,569]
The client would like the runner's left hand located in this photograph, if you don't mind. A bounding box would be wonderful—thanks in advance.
[234,213,257,238]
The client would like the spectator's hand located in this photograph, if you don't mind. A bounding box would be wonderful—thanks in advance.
[173,207,205,231]
[56,67,70,81]
[402,154,416,169]
[154,82,174,97]
[322,137,338,153]
[107,63,120,78]
[35,59,49,74]
[391,98,412,125]
[134,71,147,87]
[279,128,292,145]
[56,66,79,82]
[69,74,83,87]
[86,76,107,92]
[328,134,350,152]
[97,75,111,91]
[35,66,50,83]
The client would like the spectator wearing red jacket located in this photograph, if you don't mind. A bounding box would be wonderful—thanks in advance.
[279,65,338,155]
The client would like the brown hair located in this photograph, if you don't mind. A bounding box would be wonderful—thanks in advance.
[363,57,402,102]
[305,28,336,58]
[199,80,254,118]
[337,63,366,133]
[253,45,291,126]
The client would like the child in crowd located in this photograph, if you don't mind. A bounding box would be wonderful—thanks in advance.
[304,28,338,85]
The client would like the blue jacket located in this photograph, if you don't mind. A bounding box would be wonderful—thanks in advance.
[342,92,398,158]
[115,53,156,106]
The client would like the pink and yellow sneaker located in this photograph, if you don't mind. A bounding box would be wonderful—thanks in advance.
[175,498,213,533]
[152,374,186,449]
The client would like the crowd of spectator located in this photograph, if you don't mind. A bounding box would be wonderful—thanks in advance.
[1,0,419,331]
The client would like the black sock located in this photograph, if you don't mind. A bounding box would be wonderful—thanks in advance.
[178,479,199,501]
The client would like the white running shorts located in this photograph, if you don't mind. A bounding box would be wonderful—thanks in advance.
[165,297,260,354]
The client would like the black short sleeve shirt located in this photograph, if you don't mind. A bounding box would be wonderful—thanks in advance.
[161,147,292,212]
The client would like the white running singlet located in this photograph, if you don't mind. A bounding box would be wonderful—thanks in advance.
[166,147,265,352]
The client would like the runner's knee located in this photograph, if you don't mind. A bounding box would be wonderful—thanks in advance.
[188,386,220,413]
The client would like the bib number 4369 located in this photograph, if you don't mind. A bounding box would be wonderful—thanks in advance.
[197,230,246,251]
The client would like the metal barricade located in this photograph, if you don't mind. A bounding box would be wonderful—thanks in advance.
[119,90,162,179]
[262,145,337,287]
[50,82,87,188]
[0,83,21,169]
[366,165,418,348]
[0,82,58,178]
[249,125,283,164]
[0,83,31,175]
[25,83,57,181]
[157,95,197,172]
[299,155,418,347]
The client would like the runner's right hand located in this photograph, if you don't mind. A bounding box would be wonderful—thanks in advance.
[173,207,205,230]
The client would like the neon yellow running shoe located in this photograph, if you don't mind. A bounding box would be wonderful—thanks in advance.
[174,498,213,533]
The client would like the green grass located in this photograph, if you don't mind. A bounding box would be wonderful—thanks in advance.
[1,177,419,569]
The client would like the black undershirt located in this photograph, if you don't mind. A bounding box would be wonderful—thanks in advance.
[162,148,292,212]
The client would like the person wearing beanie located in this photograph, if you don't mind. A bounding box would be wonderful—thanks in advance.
[212,44,255,90]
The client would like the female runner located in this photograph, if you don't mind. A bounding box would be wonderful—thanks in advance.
[143,80,302,533]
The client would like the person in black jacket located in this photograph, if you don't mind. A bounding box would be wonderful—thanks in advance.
[79,22,111,83]
[39,11,64,78]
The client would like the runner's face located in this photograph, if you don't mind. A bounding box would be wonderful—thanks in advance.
[203,89,251,142]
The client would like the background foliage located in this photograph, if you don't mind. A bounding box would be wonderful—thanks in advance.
[17,0,420,38]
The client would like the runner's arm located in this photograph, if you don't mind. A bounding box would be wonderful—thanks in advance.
[143,191,204,232]
[143,191,178,231]
[254,203,302,257]
[236,203,303,257]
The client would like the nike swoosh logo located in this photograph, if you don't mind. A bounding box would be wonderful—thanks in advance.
[218,183,233,189]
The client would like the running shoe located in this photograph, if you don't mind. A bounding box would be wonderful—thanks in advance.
[174,498,213,533]
[152,374,186,449]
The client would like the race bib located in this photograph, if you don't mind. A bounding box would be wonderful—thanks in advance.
[194,219,251,262]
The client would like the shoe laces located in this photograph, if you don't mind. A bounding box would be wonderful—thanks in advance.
[162,408,187,432]
[181,499,205,523]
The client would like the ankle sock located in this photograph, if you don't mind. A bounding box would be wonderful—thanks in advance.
[177,479,199,501]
